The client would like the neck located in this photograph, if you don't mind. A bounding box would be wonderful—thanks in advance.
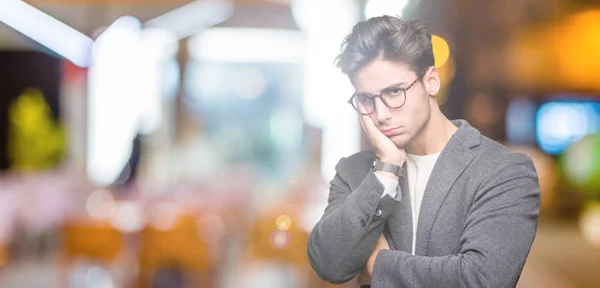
[405,103,458,155]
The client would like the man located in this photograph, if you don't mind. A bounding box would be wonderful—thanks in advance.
[307,16,540,288]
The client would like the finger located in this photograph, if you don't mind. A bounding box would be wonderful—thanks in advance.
[358,114,367,134]
[359,115,371,138]
[362,115,379,137]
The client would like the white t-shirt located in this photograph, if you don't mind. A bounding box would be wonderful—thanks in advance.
[375,152,441,255]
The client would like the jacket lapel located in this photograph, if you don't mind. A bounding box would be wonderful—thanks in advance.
[414,120,480,256]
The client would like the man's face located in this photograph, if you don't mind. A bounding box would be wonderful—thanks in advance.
[352,59,434,149]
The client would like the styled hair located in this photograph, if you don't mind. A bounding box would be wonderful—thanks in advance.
[335,16,434,81]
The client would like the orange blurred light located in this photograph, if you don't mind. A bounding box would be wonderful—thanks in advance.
[432,35,450,68]
[275,214,292,231]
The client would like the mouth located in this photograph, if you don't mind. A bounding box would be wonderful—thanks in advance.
[380,127,403,136]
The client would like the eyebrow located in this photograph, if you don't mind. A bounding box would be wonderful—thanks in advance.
[356,82,408,95]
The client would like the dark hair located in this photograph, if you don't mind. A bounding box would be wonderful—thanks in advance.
[335,16,434,81]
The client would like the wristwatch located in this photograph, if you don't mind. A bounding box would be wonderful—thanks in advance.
[372,157,403,177]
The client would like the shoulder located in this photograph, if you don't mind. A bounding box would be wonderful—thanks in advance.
[475,136,536,172]
[472,136,539,192]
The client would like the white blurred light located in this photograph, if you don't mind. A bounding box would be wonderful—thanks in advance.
[110,202,144,233]
[85,267,114,288]
[87,16,142,186]
[145,0,234,39]
[138,28,179,61]
[0,0,93,67]
[86,189,116,220]
[135,28,177,134]
[292,0,361,181]
[188,28,306,63]
[88,17,177,185]
[364,0,409,19]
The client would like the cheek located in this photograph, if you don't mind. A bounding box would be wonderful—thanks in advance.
[369,114,378,123]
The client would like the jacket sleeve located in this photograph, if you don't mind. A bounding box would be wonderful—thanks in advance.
[371,154,541,288]
[307,156,400,284]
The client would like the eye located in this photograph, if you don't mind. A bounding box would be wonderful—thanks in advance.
[356,94,372,102]
[388,88,402,95]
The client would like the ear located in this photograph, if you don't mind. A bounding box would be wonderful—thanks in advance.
[423,66,441,96]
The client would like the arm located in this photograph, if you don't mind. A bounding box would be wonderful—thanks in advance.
[307,156,400,284]
[371,154,541,288]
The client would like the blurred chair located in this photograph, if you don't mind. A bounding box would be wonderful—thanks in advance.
[137,213,215,288]
[60,221,125,287]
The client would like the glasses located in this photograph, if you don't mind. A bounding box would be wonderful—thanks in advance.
[348,78,419,115]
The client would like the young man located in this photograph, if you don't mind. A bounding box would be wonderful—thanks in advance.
[307,16,540,287]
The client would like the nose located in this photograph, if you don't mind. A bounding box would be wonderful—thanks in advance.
[374,97,391,123]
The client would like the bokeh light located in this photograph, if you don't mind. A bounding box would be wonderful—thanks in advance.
[270,230,290,249]
[537,102,600,155]
[149,202,180,231]
[275,215,292,231]
[86,189,116,220]
[562,133,600,195]
[432,35,450,68]
[579,202,600,248]
[109,202,144,233]
[85,266,114,288]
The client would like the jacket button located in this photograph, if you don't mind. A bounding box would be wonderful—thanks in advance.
[375,209,382,217]
[360,219,367,227]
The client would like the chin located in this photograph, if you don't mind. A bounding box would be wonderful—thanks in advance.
[390,134,410,149]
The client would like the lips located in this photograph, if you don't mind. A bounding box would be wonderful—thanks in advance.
[380,127,403,136]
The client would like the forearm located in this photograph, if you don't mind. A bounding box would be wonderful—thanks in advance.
[372,250,486,288]
[308,172,398,284]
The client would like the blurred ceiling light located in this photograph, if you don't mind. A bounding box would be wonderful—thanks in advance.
[291,0,360,181]
[292,0,359,33]
[364,0,409,19]
[188,28,305,63]
[145,0,234,40]
[0,0,93,67]
[431,35,450,68]
[87,16,142,187]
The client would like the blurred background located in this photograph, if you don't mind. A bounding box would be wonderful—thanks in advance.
[0,0,599,287]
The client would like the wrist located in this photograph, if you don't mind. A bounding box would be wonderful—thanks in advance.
[378,156,405,167]
[375,170,399,181]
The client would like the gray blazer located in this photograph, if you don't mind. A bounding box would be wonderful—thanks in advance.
[307,119,540,288]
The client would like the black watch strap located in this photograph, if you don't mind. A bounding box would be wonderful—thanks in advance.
[372,159,403,177]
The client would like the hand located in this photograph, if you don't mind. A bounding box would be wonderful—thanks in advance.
[359,115,406,167]
[366,234,390,276]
